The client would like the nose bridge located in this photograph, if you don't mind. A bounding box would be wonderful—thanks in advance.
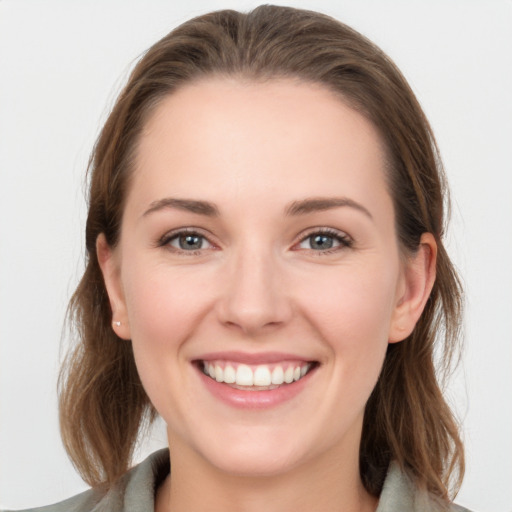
[218,239,291,332]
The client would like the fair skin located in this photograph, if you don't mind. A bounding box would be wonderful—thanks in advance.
[97,78,436,512]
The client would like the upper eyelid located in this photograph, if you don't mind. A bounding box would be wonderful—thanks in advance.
[157,226,352,248]
[293,228,353,251]
[160,227,215,241]
[158,228,218,252]
[296,227,352,242]
[157,230,218,257]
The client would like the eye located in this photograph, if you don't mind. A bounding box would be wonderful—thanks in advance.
[296,229,352,252]
[160,230,214,253]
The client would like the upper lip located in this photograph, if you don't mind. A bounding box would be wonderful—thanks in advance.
[195,351,314,365]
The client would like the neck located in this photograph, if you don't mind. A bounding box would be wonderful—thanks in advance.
[155,437,378,512]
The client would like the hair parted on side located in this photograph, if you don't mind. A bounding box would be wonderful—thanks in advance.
[59,4,464,500]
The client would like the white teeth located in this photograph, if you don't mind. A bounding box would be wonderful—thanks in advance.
[253,366,272,386]
[284,366,294,384]
[236,364,254,386]
[271,366,284,385]
[202,361,312,387]
[224,364,236,384]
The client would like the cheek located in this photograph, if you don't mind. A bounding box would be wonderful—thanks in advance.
[123,259,209,342]
[120,262,208,404]
[301,264,398,347]
[297,263,399,397]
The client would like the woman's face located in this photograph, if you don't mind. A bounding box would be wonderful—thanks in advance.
[100,78,432,478]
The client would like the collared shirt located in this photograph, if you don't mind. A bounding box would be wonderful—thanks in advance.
[4,449,472,512]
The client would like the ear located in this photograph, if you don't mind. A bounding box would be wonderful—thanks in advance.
[96,233,131,340]
[388,233,437,343]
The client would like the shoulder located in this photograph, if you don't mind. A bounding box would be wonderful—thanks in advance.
[450,505,473,512]
[2,449,170,512]
[0,489,101,512]
[377,461,475,512]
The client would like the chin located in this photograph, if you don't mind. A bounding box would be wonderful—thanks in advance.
[186,425,317,478]
[208,447,304,478]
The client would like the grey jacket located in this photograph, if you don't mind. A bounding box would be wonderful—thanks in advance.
[4,449,472,512]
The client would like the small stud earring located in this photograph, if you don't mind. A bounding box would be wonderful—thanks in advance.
[113,321,121,327]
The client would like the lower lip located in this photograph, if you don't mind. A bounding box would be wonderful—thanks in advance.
[196,365,316,409]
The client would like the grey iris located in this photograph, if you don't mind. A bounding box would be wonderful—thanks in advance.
[310,234,334,250]
[179,234,203,250]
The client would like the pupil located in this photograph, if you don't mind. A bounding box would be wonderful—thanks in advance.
[311,234,333,250]
[180,234,202,250]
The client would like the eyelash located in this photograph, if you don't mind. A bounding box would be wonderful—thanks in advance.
[294,228,353,254]
[157,227,353,256]
[157,228,215,256]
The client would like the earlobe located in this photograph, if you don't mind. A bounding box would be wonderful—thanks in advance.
[388,233,437,343]
[96,233,131,340]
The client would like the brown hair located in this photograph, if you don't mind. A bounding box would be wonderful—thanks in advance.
[60,4,464,499]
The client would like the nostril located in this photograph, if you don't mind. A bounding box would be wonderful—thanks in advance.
[217,294,293,334]
[215,260,293,332]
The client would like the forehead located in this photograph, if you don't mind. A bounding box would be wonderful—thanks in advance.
[129,78,390,216]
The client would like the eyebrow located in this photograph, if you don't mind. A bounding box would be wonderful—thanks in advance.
[142,198,220,217]
[142,196,372,220]
[285,197,373,219]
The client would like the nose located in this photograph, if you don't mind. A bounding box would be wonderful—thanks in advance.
[216,246,293,335]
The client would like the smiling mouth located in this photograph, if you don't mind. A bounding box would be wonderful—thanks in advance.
[199,360,317,390]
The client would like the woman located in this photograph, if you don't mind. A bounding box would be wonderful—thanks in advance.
[6,5,471,512]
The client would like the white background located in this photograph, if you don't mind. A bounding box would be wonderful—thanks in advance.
[0,1,511,511]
